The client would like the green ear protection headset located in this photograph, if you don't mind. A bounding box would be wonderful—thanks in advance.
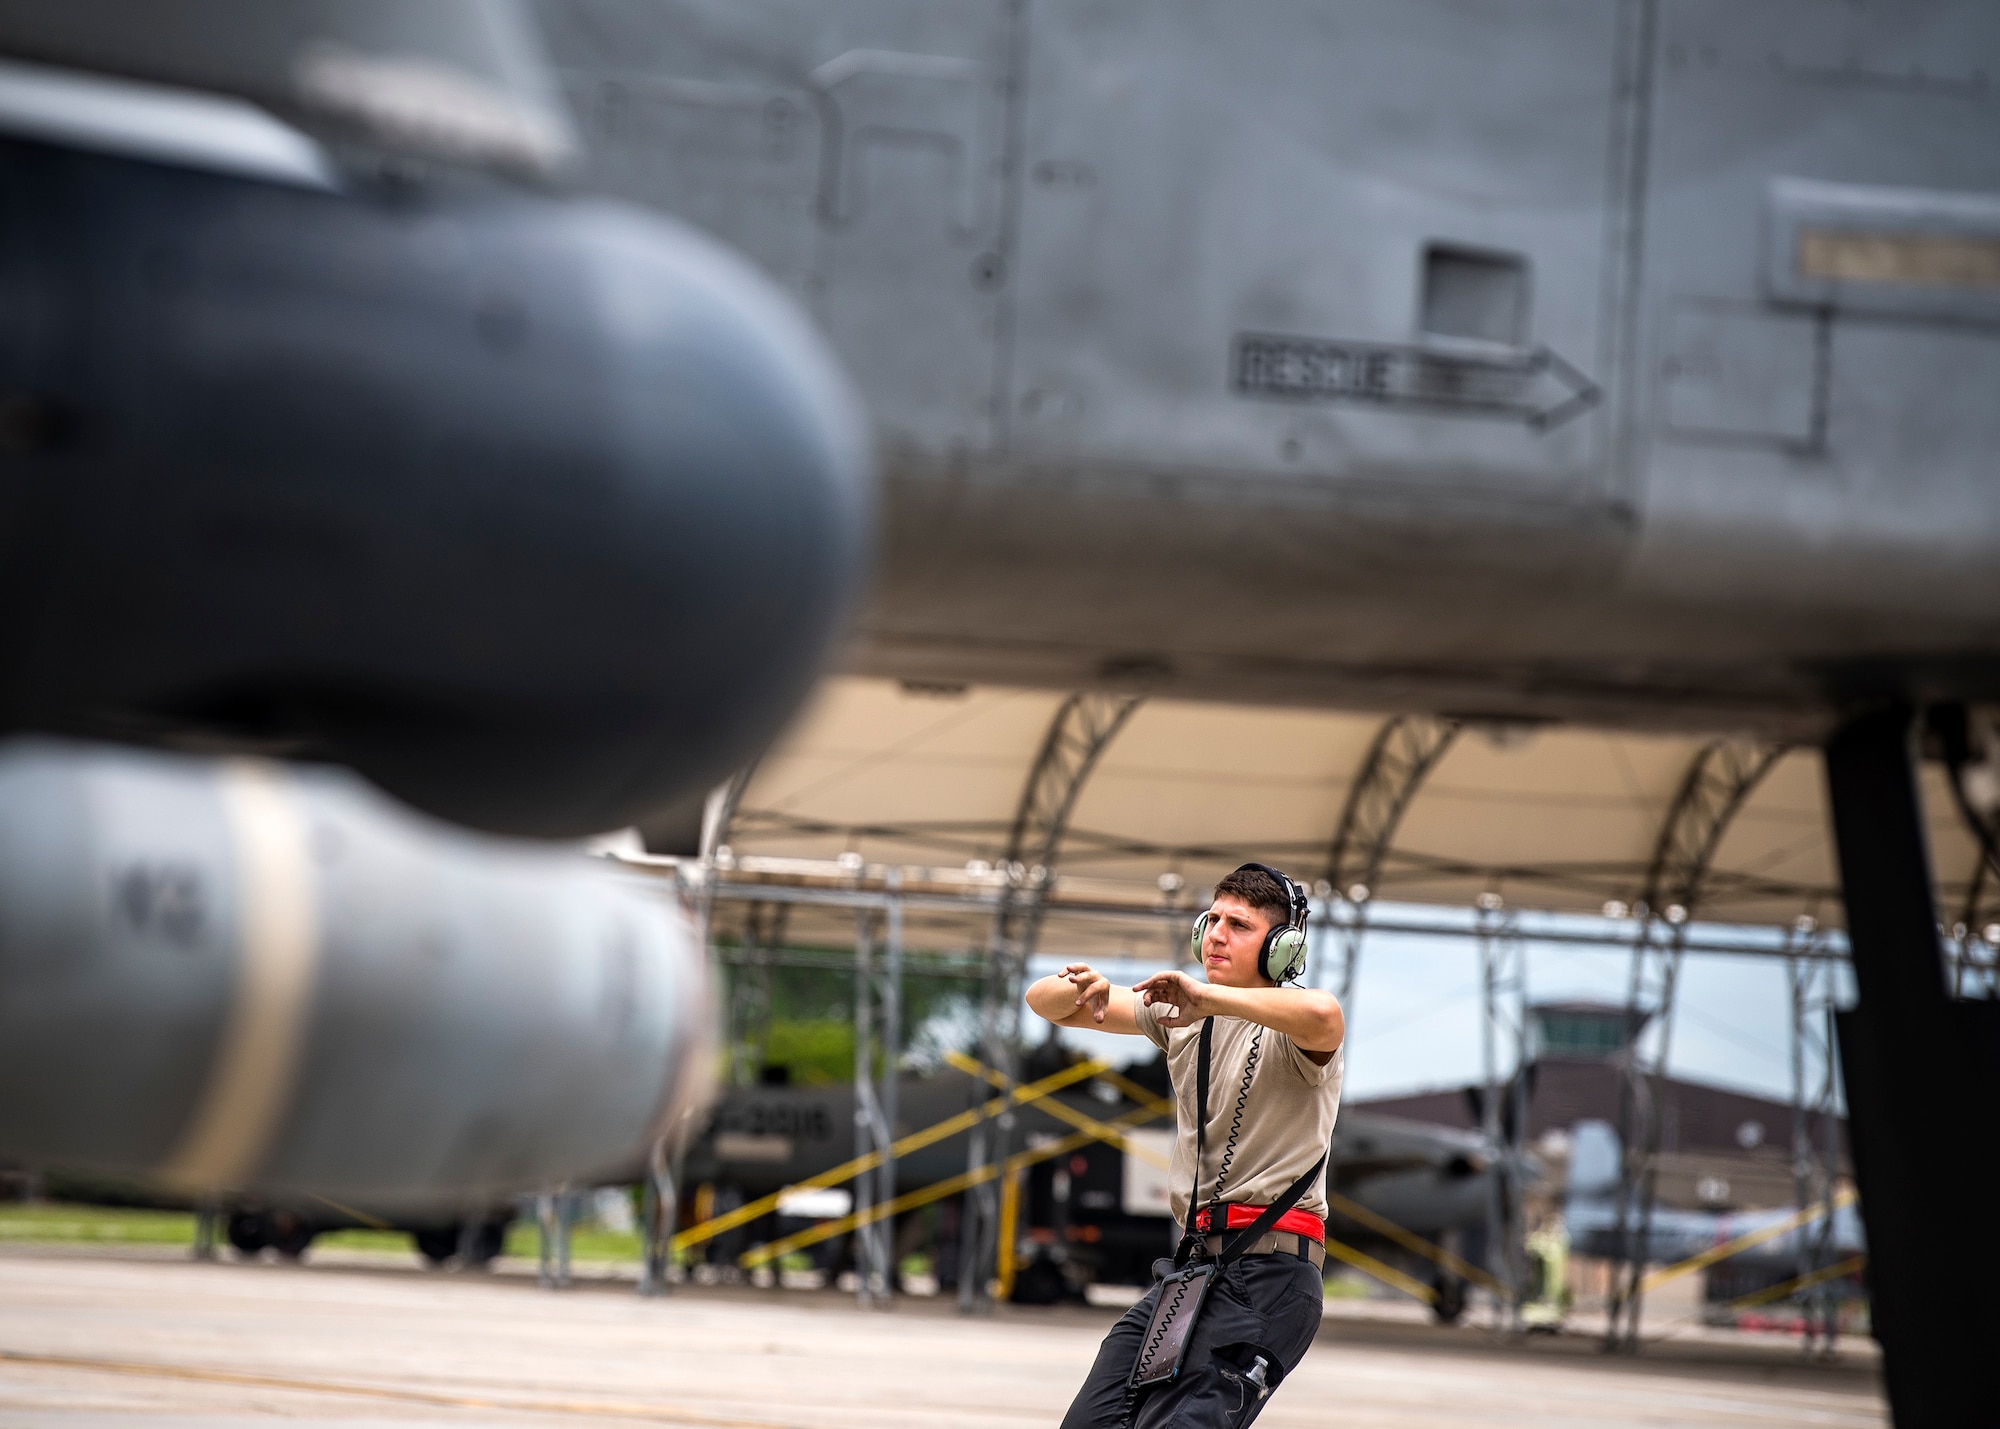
[1190,862,1311,984]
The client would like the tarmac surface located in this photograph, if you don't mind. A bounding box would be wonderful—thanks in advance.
[0,1247,1887,1428]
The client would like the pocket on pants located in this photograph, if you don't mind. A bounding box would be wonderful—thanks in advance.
[1264,1283,1324,1368]
[1138,1363,1254,1429]
[1225,1260,1323,1370]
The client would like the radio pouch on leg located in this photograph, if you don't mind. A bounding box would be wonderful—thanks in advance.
[1129,1018,1327,1392]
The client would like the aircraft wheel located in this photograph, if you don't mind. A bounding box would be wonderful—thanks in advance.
[1009,1253,1068,1306]
[1431,1273,1467,1324]
[226,1209,272,1256]
[414,1226,460,1266]
[463,1219,507,1268]
[271,1213,315,1260]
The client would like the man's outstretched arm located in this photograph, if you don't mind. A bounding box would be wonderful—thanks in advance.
[1025,963,1146,1035]
[1131,971,1344,1059]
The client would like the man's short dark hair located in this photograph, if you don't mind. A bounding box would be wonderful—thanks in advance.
[1212,865,1293,931]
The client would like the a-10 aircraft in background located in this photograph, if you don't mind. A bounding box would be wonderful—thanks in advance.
[0,4,1995,1422]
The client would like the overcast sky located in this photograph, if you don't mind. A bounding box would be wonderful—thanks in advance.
[1026,905,1853,1107]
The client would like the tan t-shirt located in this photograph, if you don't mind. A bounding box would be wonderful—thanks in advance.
[1135,1000,1343,1227]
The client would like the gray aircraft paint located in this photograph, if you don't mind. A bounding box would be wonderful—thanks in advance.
[539,0,2000,731]
[0,739,713,1209]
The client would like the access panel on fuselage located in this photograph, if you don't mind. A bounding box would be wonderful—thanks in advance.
[1006,0,1623,512]
[539,0,1013,453]
[1631,0,2000,652]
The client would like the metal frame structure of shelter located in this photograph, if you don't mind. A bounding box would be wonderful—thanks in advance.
[1786,915,1844,1356]
[958,693,1143,1311]
[1950,841,2000,997]
[613,678,2000,1351]
[1475,893,1529,1328]
[650,860,1858,1304]
[852,875,904,1302]
[1317,715,1459,1009]
[1603,738,1787,1349]
[725,901,789,1087]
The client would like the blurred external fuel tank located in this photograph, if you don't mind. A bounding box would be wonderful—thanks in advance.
[0,1,875,1196]
[0,1,873,838]
[0,739,712,1207]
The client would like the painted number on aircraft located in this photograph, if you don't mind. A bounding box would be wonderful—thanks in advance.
[723,1101,835,1142]
[114,862,209,947]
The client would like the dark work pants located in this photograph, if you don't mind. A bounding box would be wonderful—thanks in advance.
[1060,1255,1323,1429]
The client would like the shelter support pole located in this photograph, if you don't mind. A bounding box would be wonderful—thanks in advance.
[995,1165,1022,1302]
[1476,896,1527,1331]
[1319,715,1459,1014]
[1603,914,1688,1349]
[882,878,903,1294]
[852,908,873,1295]
[957,692,1142,1312]
[1605,739,1783,1350]
[536,1185,572,1290]
[852,905,898,1304]
[956,910,1035,1312]
[728,904,785,1088]
[1948,819,2000,996]
[191,1193,219,1261]
[637,1135,676,1297]
[1786,918,1841,1354]
[849,874,906,1305]
[1826,707,2000,1429]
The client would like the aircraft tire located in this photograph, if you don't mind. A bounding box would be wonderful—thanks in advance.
[464,1219,507,1268]
[226,1209,272,1256]
[1431,1273,1467,1324]
[271,1214,315,1260]
[414,1226,460,1267]
[1009,1253,1069,1306]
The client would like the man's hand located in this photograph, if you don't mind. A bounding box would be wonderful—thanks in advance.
[1142,976,1344,1059]
[1062,963,1114,1024]
[1132,968,1212,1025]
[1025,965,1143,1034]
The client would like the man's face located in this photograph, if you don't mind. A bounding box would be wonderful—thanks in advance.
[1199,894,1278,987]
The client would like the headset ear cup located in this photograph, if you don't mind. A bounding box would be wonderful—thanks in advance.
[1190,911,1211,963]
[1269,927,1308,983]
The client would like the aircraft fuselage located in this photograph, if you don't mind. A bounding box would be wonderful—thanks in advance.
[543,0,2000,734]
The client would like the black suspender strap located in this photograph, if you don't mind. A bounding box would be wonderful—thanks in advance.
[1215,1152,1327,1264]
[1178,1014,1328,1268]
[1174,1018,1215,1266]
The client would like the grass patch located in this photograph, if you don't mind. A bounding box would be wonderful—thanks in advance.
[314,1229,419,1255]
[0,1202,657,1267]
[0,1203,195,1245]
[502,1221,642,1263]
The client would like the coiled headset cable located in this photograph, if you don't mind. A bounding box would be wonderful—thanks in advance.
[1126,1024,1265,1427]
[1207,1026,1262,1212]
